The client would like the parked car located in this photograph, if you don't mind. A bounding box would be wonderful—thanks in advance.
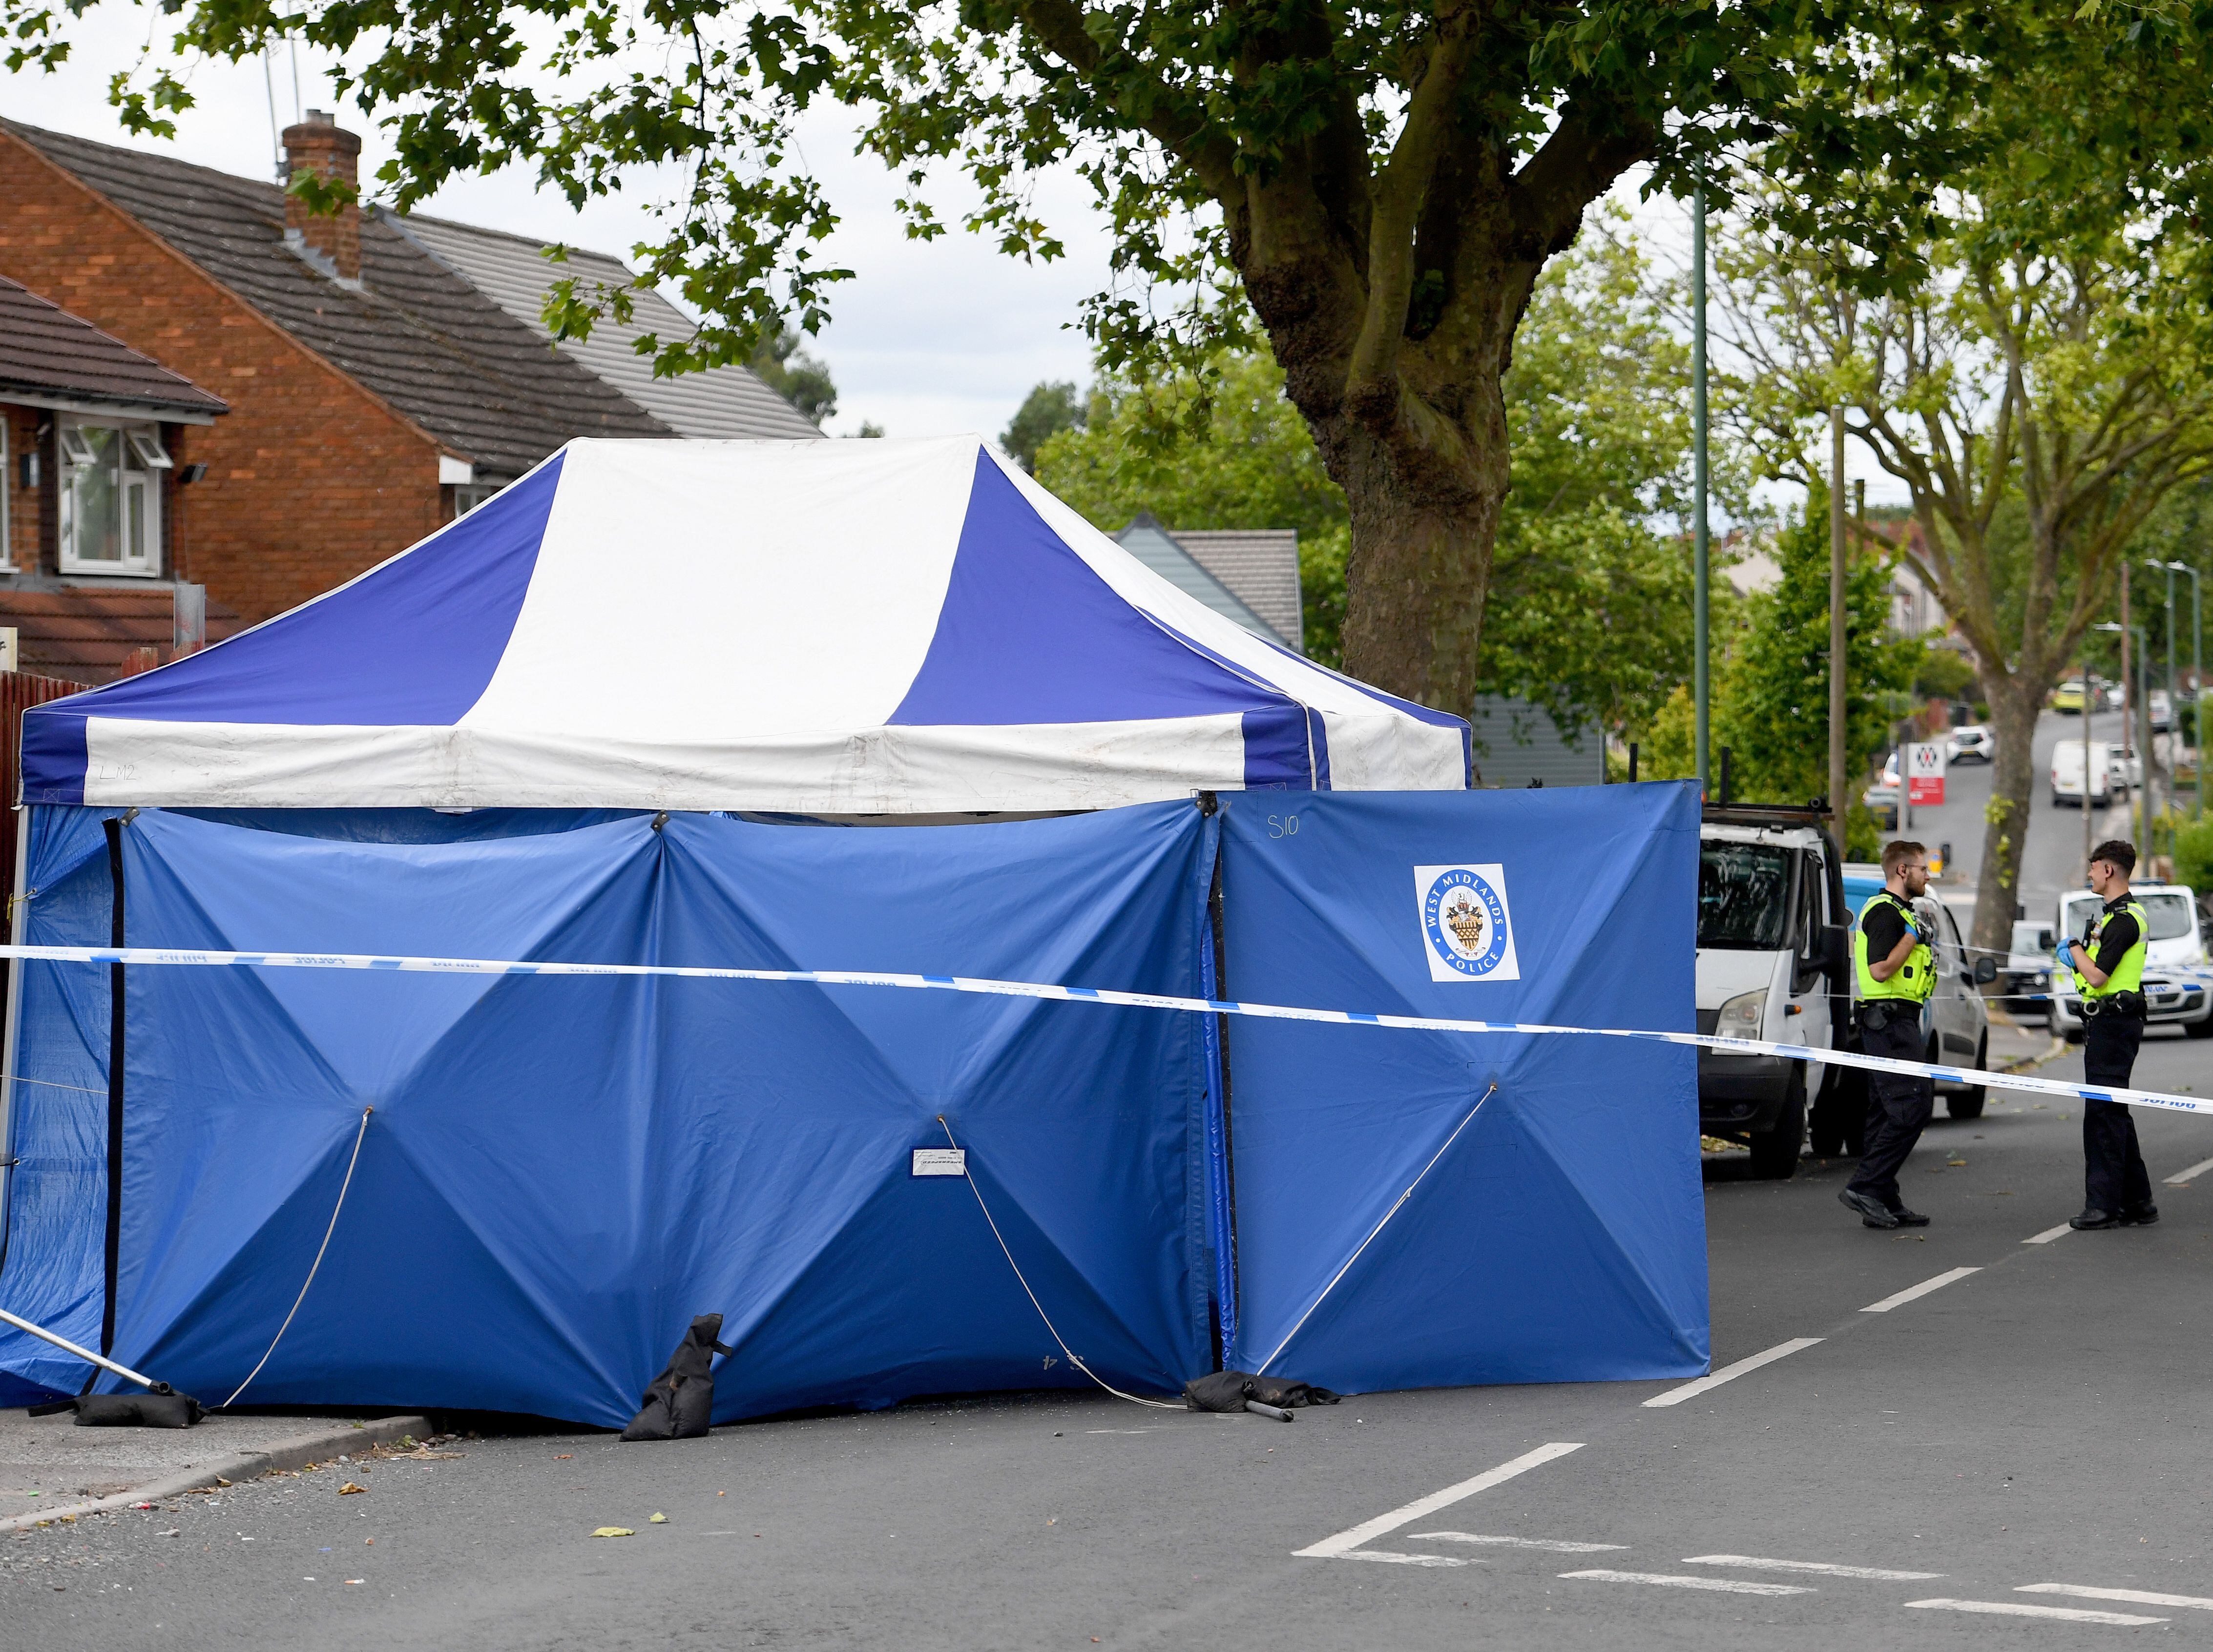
[2110,746,2144,790]
[2049,882,2213,1039]
[2051,740,2115,807]
[2051,682,2088,714]
[1947,725,1995,764]
[1863,780,1900,830]
[2150,689,2173,732]
[2001,918,2056,1022]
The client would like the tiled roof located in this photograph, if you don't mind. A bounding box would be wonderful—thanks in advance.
[4,121,674,478]
[0,586,241,684]
[0,274,229,420]
[389,212,823,441]
[1170,529,1302,653]
[1113,515,1286,646]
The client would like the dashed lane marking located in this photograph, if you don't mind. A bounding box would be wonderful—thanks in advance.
[2163,1155,2213,1187]
[2020,1584,2213,1611]
[1861,1266,1981,1313]
[1642,1338,1823,1408]
[1412,1533,1627,1553]
[1562,1569,1813,1597]
[1330,1550,1473,1568]
[1907,1598,2167,1625]
[2024,1223,2074,1245]
[1684,1554,1942,1581]
[1292,1442,1584,1560]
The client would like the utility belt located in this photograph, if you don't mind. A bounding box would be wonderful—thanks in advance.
[1856,1000,1926,1033]
[2082,990,2148,1020]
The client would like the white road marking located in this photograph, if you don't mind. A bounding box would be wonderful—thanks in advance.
[2020,1584,2213,1610]
[1330,1550,1472,1568]
[1562,1569,1814,1596]
[1642,1338,1823,1408]
[1860,1266,1980,1313]
[1685,1554,1942,1580]
[2024,1223,2074,1245]
[2163,1156,2213,1186]
[1908,1597,2167,1625]
[1292,1442,1584,1559]
[1414,1532,1627,1553]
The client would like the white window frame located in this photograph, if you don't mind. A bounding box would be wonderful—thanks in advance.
[58,417,164,577]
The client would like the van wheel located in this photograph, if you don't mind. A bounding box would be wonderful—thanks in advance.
[1749,1074,1806,1180]
[1947,1033,1987,1120]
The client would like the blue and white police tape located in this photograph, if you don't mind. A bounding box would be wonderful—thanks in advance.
[0,941,2205,1117]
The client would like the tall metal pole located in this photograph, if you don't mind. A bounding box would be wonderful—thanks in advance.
[2165,561,2177,853]
[1692,183,1711,795]
[1829,408,1848,843]
[2139,624,2154,858]
[2123,565,2137,852]
[2084,661,2095,885]
[2191,563,2204,820]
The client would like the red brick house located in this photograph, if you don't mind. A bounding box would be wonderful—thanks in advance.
[0,112,819,643]
[0,273,243,680]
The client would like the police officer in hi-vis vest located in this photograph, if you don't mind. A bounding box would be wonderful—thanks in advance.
[1838,840,1938,1230]
[2065,839,2158,1230]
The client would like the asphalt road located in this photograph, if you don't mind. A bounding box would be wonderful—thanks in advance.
[7,1035,2212,1649]
[1901,708,2173,949]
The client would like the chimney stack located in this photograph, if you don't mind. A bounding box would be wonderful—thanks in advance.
[281,109,362,284]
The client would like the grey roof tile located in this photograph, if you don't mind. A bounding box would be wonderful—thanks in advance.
[5,121,674,477]
[1169,528,1302,652]
[1113,514,1289,648]
[0,274,229,418]
[387,212,823,441]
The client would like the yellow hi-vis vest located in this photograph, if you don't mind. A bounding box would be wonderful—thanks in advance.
[2073,898,2149,1000]
[1855,890,1934,1004]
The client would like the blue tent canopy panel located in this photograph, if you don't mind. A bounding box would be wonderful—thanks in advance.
[0,785,1708,1421]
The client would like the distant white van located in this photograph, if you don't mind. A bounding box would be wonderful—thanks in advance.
[2051,739,2115,808]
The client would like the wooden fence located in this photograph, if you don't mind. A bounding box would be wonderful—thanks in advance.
[0,672,90,909]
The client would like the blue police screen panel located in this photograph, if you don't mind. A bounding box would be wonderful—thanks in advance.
[1216,785,1707,1392]
[0,803,1220,1423]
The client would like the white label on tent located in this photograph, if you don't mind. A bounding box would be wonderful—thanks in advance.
[1414,864,1522,984]
[911,1148,967,1177]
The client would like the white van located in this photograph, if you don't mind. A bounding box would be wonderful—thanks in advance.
[1697,805,1850,1180]
[2051,739,2115,808]
[2049,882,2213,1038]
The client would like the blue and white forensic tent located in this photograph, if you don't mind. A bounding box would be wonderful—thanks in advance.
[0,436,1707,1424]
[20,437,1467,812]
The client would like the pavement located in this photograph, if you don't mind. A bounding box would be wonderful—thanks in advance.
[0,1411,432,1532]
[2,1033,2208,1648]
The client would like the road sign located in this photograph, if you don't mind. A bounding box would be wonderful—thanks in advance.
[1907,741,1946,806]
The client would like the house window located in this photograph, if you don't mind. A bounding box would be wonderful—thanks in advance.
[450,481,502,519]
[59,418,168,575]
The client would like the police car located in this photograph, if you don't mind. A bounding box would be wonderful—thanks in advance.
[2047,883,2213,1040]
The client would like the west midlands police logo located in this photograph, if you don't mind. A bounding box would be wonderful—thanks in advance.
[1414,864,1521,983]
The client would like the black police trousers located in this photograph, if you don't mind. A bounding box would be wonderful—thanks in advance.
[1847,1009,1933,1211]
[2083,1008,2151,1215]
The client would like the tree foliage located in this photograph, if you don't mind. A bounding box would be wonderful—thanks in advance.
[2,0,2022,712]
[748,325,838,425]
[1000,381,1086,472]
[1721,10,2213,949]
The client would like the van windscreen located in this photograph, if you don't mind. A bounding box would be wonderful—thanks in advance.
[1699,842,1793,950]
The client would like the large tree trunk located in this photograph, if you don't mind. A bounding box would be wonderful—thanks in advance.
[1969,674,2045,957]
[1332,419,1508,715]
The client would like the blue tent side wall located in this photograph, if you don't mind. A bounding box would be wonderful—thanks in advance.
[1214,784,1708,1391]
[0,803,1222,1423]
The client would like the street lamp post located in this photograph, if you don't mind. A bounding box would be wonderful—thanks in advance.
[2166,559,2203,821]
[1691,182,1710,796]
[2148,558,2179,851]
[2096,619,2152,858]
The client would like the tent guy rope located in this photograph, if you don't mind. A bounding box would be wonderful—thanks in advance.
[936,1116,1183,1410]
[221,1104,375,1408]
